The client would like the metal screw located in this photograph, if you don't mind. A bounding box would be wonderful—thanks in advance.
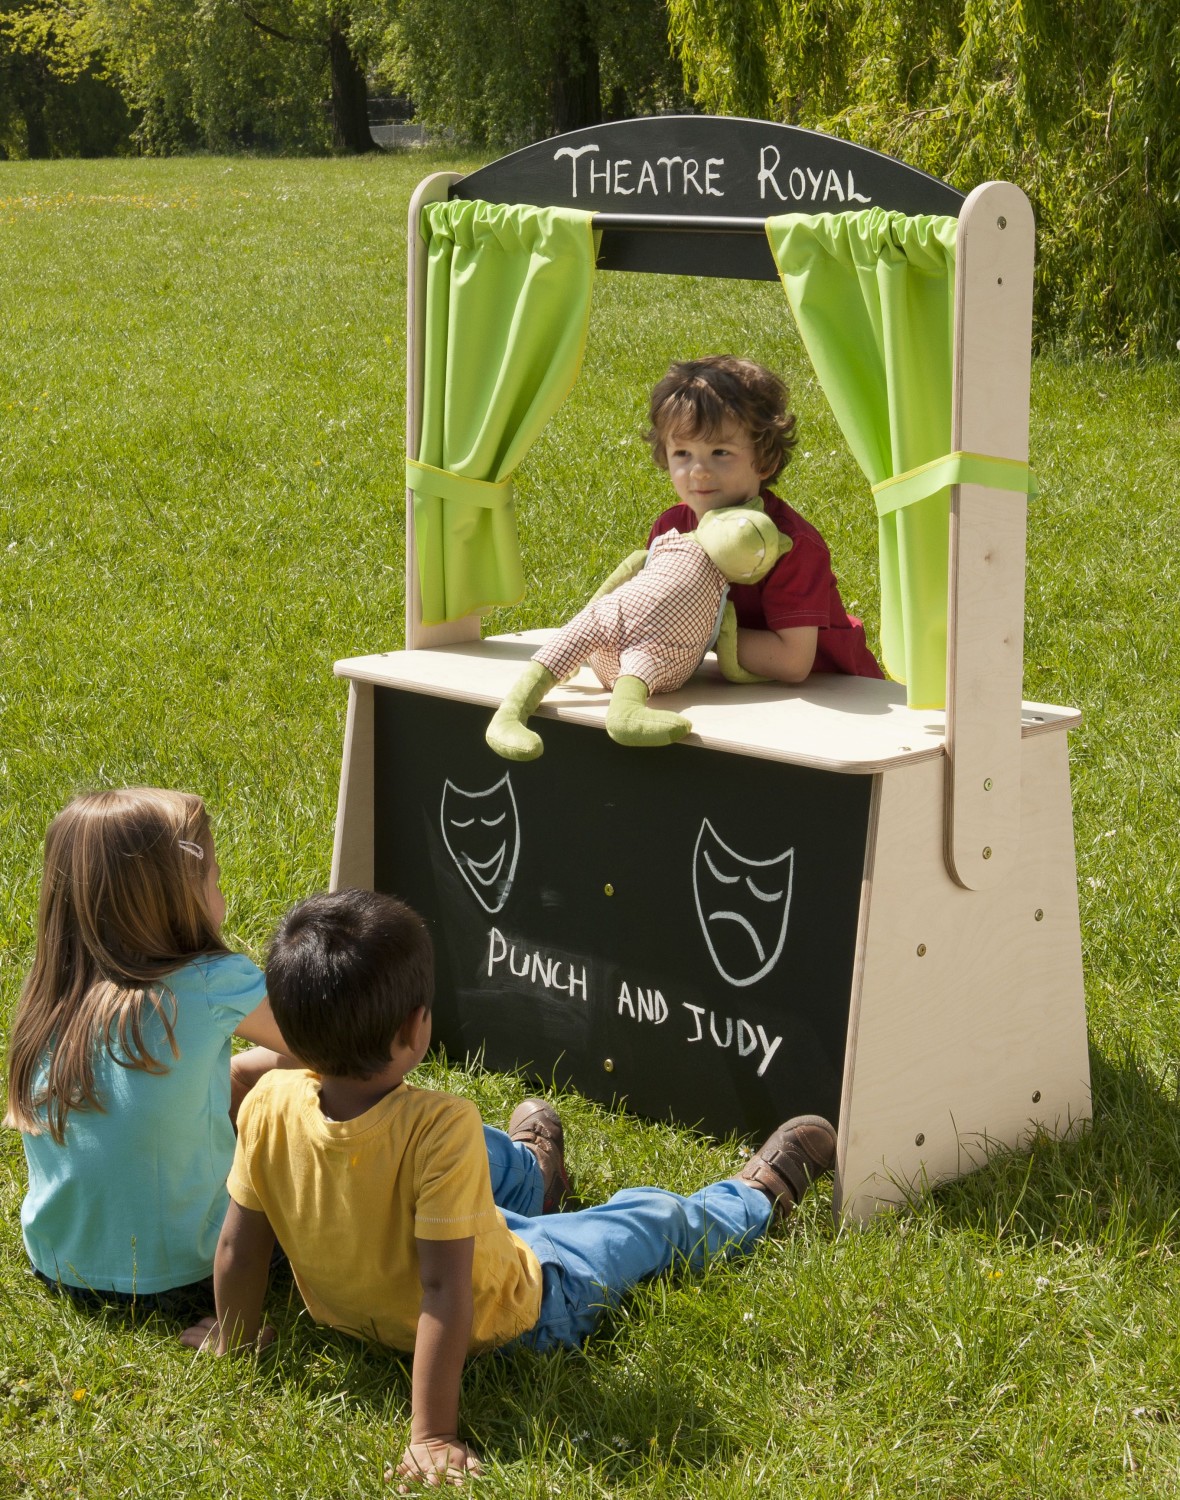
[603,1058,615,1073]
[1032,1090,1042,1103]
[917,943,927,957]
[915,1133,925,1147]
[604,883,614,897]
[997,215,1007,229]
[982,846,993,859]
[1035,909,1044,922]
[984,778,993,791]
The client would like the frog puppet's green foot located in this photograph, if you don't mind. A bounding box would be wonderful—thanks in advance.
[604,674,692,747]
[485,663,559,761]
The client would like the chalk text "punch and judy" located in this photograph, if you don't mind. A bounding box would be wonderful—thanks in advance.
[616,982,784,1078]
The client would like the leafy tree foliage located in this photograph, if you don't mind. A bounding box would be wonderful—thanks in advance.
[667,0,1179,355]
[386,0,684,148]
[93,0,382,152]
[2,0,682,156]
[0,1,129,157]
[1,0,383,154]
[4,0,682,158]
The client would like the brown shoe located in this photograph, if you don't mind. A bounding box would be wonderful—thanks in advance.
[508,1099,571,1213]
[736,1115,837,1221]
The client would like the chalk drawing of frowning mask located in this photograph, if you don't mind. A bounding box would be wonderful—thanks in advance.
[440,774,521,915]
[692,818,794,988]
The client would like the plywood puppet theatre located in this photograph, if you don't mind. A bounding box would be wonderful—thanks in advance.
[330,116,1090,1223]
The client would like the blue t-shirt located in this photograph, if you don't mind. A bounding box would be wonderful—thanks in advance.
[20,951,266,1293]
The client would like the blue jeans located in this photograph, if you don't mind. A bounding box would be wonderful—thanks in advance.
[484,1125,772,1353]
[484,1124,547,1217]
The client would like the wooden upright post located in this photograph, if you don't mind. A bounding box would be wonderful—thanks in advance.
[944,182,1035,890]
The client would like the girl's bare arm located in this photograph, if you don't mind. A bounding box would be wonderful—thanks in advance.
[234,998,293,1054]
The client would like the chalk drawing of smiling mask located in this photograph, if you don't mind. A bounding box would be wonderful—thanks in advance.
[440,774,521,915]
[692,818,794,988]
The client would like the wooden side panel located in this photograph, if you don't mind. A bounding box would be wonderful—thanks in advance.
[330,680,375,893]
[405,171,481,651]
[945,182,1035,889]
[836,730,1089,1222]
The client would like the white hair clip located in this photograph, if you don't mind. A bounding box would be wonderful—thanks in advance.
[178,839,205,859]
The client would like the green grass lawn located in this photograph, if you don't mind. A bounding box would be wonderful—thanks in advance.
[2,154,1179,1498]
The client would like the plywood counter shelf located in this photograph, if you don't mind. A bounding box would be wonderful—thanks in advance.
[331,116,1090,1223]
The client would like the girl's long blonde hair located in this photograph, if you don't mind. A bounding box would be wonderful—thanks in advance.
[4,788,229,1142]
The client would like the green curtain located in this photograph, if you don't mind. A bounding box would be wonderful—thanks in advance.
[408,200,598,625]
[766,210,958,709]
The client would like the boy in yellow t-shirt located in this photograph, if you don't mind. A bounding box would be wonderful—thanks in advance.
[187,889,836,1487]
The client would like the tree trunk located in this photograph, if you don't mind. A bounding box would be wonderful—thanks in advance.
[550,0,601,134]
[328,14,373,153]
[19,55,51,159]
[23,100,50,159]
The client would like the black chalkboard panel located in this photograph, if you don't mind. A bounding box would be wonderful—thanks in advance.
[593,225,781,281]
[453,116,964,281]
[373,687,872,1142]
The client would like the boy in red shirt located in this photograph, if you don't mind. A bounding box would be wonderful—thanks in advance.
[646,355,883,683]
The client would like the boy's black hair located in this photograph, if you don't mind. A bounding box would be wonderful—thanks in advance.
[265,888,434,1079]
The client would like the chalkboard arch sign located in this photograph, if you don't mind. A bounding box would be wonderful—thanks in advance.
[452,114,965,279]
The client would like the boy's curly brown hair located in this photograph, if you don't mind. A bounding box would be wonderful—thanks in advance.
[645,355,798,483]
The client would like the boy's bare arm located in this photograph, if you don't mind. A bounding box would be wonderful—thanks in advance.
[180,1199,275,1353]
[399,1235,482,1486]
[214,1200,275,1350]
[735,622,818,683]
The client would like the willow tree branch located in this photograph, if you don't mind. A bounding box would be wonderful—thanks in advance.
[237,1,321,49]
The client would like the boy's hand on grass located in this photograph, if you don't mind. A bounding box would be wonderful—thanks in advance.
[179,1315,219,1351]
[178,1315,276,1354]
[395,1436,482,1488]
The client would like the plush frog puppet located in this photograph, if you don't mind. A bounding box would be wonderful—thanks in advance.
[486,500,792,760]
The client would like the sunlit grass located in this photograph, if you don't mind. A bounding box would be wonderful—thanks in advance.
[2,154,1179,1496]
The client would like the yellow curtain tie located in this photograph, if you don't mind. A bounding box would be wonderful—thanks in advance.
[871,451,1038,517]
[407,459,515,511]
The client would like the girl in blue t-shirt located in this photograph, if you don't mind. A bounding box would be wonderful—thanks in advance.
[4,787,292,1312]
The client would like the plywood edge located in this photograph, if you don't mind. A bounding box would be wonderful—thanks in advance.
[331,647,1078,775]
[833,770,886,1216]
[331,654,941,773]
[334,651,1078,728]
[1021,702,1081,735]
[330,680,375,892]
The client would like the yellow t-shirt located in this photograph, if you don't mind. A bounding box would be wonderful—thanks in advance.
[228,1072,543,1352]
